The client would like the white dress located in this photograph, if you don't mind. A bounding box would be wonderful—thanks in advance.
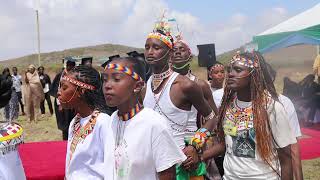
[65,112,111,180]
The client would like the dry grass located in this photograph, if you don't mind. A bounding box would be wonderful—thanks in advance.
[302,158,320,180]
[17,113,62,142]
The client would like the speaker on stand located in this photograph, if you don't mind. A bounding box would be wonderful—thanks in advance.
[197,43,216,80]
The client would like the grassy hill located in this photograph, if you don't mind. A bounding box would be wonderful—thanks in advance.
[0,43,316,93]
[0,44,144,74]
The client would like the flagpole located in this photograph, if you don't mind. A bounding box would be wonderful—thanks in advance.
[36,9,41,66]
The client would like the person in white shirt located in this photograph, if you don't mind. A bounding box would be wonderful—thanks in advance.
[217,51,297,180]
[102,56,186,180]
[57,65,112,179]
[267,63,303,180]
[38,66,53,116]
[209,62,225,110]
[12,67,25,115]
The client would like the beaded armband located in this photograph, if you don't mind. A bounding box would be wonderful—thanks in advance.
[203,111,216,122]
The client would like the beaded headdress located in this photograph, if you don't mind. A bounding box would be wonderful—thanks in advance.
[147,15,174,49]
[230,54,258,68]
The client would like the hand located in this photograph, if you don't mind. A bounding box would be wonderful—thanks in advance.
[58,105,63,111]
[182,145,199,171]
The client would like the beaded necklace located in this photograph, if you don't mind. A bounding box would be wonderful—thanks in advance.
[68,110,99,168]
[224,97,253,136]
[151,68,173,91]
[115,104,143,148]
[118,103,143,121]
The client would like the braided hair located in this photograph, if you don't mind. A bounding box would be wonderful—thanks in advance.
[217,51,280,174]
[69,65,113,115]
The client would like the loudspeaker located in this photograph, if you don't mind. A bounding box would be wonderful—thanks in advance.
[197,44,216,67]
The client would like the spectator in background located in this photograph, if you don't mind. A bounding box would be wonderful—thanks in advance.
[0,72,12,108]
[313,54,320,83]
[268,63,304,180]
[209,62,225,109]
[2,68,19,122]
[25,64,44,123]
[12,67,25,115]
[38,66,53,116]
[300,74,320,124]
[81,57,93,67]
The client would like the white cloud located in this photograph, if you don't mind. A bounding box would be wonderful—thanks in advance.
[0,0,291,60]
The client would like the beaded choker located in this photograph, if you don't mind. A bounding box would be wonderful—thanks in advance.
[118,104,143,121]
[152,68,173,91]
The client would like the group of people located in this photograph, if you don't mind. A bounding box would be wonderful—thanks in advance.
[1,18,304,180]
[282,55,320,125]
[1,65,53,123]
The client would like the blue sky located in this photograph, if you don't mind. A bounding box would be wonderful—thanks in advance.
[0,0,319,60]
[167,0,319,23]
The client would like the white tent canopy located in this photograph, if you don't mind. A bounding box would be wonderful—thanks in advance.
[253,3,320,53]
[259,3,320,35]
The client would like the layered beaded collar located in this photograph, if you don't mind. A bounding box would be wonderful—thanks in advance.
[152,68,173,91]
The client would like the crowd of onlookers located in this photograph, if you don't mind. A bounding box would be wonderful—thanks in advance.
[282,54,320,126]
[1,65,53,123]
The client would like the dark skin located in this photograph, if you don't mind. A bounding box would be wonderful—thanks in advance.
[172,41,218,113]
[12,67,18,76]
[227,61,293,180]
[57,73,92,118]
[209,65,225,89]
[57,62,76,111]
[172,41,221,170]
[291,140,303,180]
[102,59,175,180]
[82,60,92,67]
[145,38,219,171]
[38,67,44,76]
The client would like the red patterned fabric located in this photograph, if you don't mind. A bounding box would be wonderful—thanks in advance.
[19,141,67,180]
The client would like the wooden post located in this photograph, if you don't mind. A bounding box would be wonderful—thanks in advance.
[36,10,41,66]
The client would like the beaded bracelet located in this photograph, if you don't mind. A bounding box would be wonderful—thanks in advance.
[203,111,216,122]
[186,128,215,153]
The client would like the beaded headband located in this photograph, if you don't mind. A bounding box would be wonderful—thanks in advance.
[62,76,96,90]
[230,54,258,68]
[147,32,173,49]
[210,64,224,72]
[105,63,142,81]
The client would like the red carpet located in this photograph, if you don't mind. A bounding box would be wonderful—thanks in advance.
[300,128,320,160]
[19,141,67,180]
[15,129,320,179]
